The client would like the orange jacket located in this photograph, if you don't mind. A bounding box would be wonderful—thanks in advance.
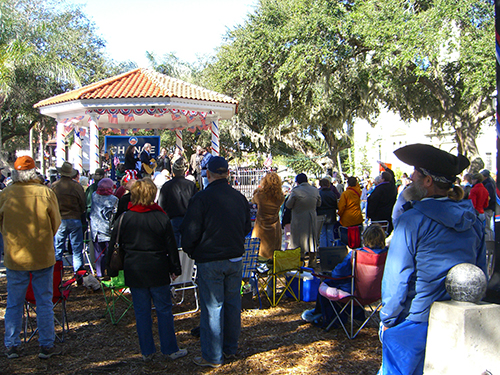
[338,184,363,227]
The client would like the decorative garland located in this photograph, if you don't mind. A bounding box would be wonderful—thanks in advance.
[58,108,213,136]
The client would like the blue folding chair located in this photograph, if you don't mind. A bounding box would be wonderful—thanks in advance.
[242,237,262,309]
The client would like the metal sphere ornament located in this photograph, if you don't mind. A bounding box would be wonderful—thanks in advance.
[445,263,487,303]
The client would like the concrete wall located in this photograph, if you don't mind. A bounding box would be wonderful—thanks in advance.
[424,300,500,374]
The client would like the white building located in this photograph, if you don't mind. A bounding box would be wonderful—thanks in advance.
[353,111,496,179]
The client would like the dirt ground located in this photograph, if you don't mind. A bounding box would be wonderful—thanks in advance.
[0,268,382,375]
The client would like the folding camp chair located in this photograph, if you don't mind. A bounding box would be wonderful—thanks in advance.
[260,247,302,307]
[318,245,348,274]
[101,270,133,324]
[316,248,387,339]
[338,225,363,248]
[24,260,75,343]
[170,249,199,316]
[369,220,390,236]
[82,228,95,275]
[241,237,262,309]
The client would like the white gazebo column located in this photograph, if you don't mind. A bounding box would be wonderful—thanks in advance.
[38,126,45,176]
[211,120,220,156]
[74,127,83,173]
[56,121,66,167]
[89,114,100,174]
[175,129,183,152]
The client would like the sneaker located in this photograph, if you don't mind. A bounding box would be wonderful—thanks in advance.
[142,353,155,362]
[190,326,200,337]
[168,348,188,360]
[301,309,322,322]
[193,356,222,368]
[6,346,20,359]
[39,345,61,359]
[223,352,237,360]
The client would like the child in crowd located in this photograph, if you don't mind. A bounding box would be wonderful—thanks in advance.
[301,224,388,325]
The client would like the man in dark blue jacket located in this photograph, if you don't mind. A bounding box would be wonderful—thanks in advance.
[366,170,397,235]
[199,147,213,190]
[317,178,338,247]
[158,158,197,246]
[181,156,251,368]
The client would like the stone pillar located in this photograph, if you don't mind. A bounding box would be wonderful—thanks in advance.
[424,300,500,374]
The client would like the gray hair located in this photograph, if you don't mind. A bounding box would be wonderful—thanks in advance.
[12,169,38,183]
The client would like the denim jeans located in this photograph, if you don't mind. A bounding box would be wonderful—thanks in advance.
[484,209,494,241]
[130,285,179,356]
[360,200,367,215]
[4,266,54,348]
[54,219,84,272]
[170,217,183,248]
[197,259,242,364]
[319,223,335,248]
[202,177,209,189]
[380,320,428,375]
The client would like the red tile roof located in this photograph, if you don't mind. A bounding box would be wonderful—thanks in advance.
[34,68,238,108]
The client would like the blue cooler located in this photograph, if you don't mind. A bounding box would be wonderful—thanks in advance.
[285,267,320,302]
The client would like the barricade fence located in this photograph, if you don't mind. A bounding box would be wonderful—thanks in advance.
[230,168,268,200]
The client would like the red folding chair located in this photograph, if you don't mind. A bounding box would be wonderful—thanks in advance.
[24,260,80,343]
[315,248,387,339]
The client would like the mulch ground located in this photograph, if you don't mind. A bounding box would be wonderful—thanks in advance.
[0,268,382,375]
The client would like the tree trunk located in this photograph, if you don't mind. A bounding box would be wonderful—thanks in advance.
[455,121,480,160]
[455,120,483,172]
[321,121,349,173]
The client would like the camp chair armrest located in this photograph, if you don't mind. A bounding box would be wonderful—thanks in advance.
[312,273,353,282]
[62,279,76,288]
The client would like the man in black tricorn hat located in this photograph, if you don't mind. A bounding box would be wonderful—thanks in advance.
[378,144,487,375]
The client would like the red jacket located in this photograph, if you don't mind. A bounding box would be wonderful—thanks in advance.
[469,183,489,214]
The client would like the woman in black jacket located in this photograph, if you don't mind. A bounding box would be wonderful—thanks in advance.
[108,178,186,361]
[123,145,141,177]
[317,178,339,247]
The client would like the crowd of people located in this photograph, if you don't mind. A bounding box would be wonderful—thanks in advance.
[0,142,490,373]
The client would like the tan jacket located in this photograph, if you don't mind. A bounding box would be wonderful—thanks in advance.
[52,176,86,219]
[0,181,61,271]
[251,189,284,259]
[285,182,321,254]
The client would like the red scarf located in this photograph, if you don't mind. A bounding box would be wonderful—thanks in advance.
[127,202,166,214]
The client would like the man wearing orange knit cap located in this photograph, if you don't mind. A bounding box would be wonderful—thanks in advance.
[0,156,62,359]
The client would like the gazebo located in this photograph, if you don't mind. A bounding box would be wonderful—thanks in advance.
[34,68,238,173]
